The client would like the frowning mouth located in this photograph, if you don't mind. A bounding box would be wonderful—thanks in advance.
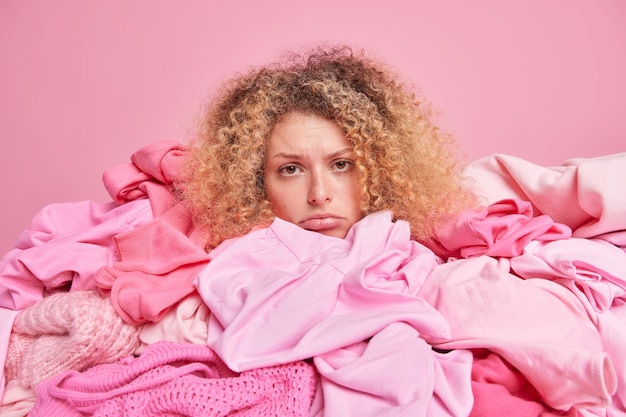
[299,214,343,231]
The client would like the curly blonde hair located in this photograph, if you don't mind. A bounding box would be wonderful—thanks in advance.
[182,45,476,250]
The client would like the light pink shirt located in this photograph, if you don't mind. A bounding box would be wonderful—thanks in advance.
[196,211,473,417]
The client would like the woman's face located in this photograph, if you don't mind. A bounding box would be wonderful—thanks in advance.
[264,112,363,239]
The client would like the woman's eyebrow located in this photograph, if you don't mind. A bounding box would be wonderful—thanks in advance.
[270,152,302,160]
[270,148,354,160]
[328,148,355,158]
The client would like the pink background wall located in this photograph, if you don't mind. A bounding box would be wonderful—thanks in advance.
[1,0,625,256]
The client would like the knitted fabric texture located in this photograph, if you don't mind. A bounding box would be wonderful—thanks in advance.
[4,290,141,389]
[29,340,318,417]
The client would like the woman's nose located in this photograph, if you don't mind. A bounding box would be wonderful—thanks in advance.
[308,172,332,205]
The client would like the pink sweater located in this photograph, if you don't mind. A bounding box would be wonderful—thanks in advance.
[29,341,317,417]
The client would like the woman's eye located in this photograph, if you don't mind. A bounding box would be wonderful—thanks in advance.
[279,165,301,176]
[333,160,353,172]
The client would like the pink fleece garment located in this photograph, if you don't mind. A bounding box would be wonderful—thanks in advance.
[196,211,474,417]
[0,380,35,417]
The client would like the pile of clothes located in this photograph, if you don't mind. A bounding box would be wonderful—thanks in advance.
[1,141,625,416]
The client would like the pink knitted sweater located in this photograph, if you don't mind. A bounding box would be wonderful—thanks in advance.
[29,340,317,416]
[5,290,140,389]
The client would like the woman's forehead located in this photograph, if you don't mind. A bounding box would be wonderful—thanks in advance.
[267,112,352,155]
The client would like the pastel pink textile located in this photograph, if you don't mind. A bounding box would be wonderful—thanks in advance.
[95,140,210,325]
[459,152,626,414]
[137,293,210,351]
[0,198,152,311]
[466,152,626,241]
[0,200,151,396]
[0,381,34,417]
[0,308,18,402]
[29,341,317,417]
[431,198,571,259]
[511,238,626,314]
[418,255,616,410]
[597,306,626,417]
[196,211,474,417]
[511,239,626,416]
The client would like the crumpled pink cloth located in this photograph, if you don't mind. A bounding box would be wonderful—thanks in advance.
[419,255,616,411]
[511,238,626,315]
[431,198,571,259]
[511,238,626,416]
[137,293,210,352]
[0,199,152,311]
[0,380,35,417]
[0,198,151,403]
[102,140,189,216]
[0,308,19,402]
[196,211,474,417]
[465,153,626,241]
[95,203,210,325]
[96,140,210,325]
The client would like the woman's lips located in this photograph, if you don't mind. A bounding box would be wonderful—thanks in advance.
[299,215,342,231]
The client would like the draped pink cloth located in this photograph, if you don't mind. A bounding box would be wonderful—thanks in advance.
[466,153,626,242]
